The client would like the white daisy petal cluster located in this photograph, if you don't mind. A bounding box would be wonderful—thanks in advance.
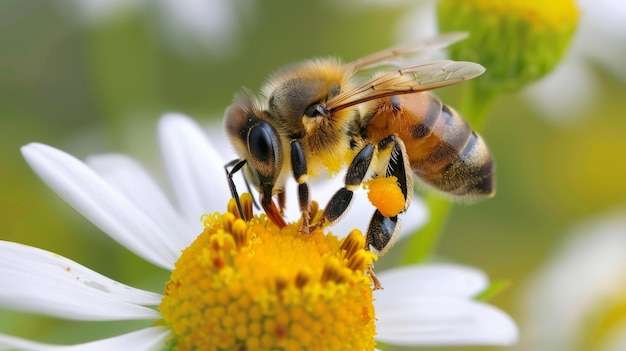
[0,113,517,350]
[521,209,626,351]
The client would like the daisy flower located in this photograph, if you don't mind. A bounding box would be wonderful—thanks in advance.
[0,113,517,350]
[520,209,626,351]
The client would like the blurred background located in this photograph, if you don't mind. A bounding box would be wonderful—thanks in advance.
[1,0,625,350]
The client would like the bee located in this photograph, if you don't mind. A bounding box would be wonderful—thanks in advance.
[224,33,493,256]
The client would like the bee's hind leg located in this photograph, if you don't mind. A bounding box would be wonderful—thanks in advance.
[364,135,413,256]
[313,135,412,257]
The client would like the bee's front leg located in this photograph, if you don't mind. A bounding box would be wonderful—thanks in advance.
[291,140,311,234]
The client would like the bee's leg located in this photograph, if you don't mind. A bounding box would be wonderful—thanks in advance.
[315,134,411,255]
[224,158,248,220]
[318,143,376,226]
[291,140,311,234]
[365,135,412,256]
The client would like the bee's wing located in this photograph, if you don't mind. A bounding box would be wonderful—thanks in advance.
[327,60,485,113]
[346,32,468,72]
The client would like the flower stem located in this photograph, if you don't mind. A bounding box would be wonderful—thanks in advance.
[459,81,497,130]
[401,194,452,264]
[401,81,495,264]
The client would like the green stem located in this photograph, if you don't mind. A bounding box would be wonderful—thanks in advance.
[401,81,496,264]
[401,194,452,264]
[459,81,497,129]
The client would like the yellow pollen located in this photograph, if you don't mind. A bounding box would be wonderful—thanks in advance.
[364,176,406,217]
[159,195,378,351]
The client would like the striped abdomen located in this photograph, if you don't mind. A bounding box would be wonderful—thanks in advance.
[364,93,494,199]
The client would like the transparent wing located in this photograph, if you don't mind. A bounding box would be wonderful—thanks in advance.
[346,32,469,72]
[327,60,485,113]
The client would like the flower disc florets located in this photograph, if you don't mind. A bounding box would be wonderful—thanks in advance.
[159,195,378,351]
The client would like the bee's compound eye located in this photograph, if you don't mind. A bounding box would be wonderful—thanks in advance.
[249,123,273,162]
[247,120,281,178]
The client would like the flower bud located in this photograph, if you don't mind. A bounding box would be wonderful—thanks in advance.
[438,0,579,94]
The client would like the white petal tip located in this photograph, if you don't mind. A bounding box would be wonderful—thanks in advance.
[376,297,518,347]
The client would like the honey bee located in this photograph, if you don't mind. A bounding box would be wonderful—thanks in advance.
[224,33,493,256]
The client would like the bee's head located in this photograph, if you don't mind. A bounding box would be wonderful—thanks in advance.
[224,91,283,198]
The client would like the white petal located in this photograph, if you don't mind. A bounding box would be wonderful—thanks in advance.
[375,263,488,298]
[0,241,161,321]
[86,153,197,249]
[21,143,179,270]
[326,187,380,237]
[0,326,170,351]
[375,296,518,346]
[158,113,232,226]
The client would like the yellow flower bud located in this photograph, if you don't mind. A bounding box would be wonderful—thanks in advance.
[438,0,579,94]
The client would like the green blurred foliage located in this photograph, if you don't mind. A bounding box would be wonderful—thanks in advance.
[0,1,625,350]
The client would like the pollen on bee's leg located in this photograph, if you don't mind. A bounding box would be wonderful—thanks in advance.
[364,176,406,217]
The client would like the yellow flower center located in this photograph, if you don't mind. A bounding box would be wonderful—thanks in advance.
[159,194,378,351]
[470,0,578,30]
